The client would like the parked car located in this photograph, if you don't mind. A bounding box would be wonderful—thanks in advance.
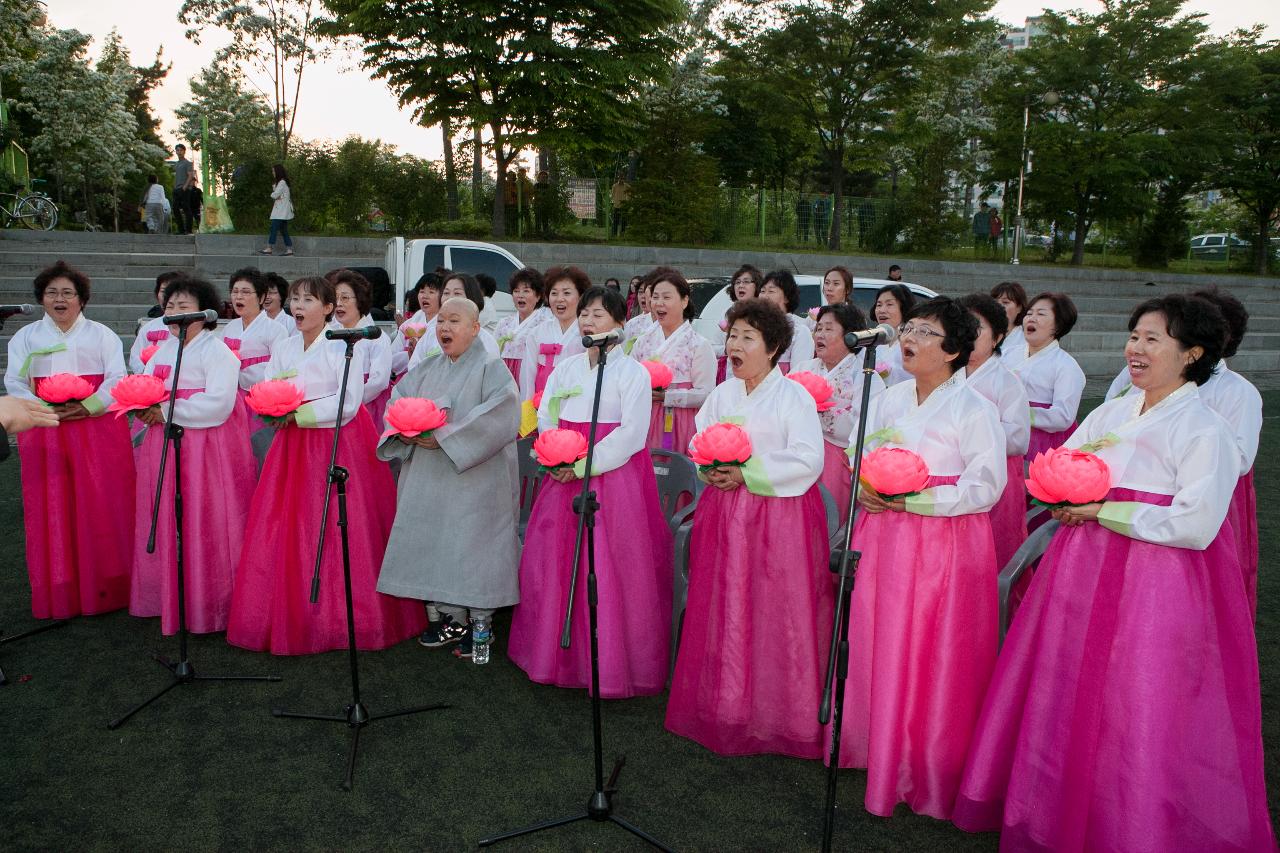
[382,237,523,323]
[1189,233,1250,260]
[690,275,937,345]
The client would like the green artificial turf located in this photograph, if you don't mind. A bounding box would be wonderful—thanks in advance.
[1,397,1276,852]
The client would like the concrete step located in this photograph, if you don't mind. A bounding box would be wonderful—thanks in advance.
[1066,329,1280,352]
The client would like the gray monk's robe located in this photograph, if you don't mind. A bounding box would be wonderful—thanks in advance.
[375,340,521,608]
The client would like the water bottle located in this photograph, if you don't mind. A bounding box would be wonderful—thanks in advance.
[472,617,491,665]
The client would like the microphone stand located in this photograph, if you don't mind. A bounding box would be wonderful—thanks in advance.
[817,338,882,852]
[272,332,447,792]
[110,318,280,730]
[479,334,672,851]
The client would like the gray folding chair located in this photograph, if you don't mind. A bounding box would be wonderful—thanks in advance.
[649,448,702,525]
[668,500,698,682]
[516,436,541,542]
[997,514,1060,647]
[816,482,842,549]
[251,426,274,473]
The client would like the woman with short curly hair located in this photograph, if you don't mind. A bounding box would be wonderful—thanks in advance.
[835,296,1007,820]
[955,294,1271,851]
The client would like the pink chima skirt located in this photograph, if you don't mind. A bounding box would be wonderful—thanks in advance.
[130,409,256,635]
[1228,469,1259,620]
[18,377,134,619]
[508,421,673,698]
[364,382,392,435]
[645,381,696,455]
[665,485,832,759]
[503,356,521,384]
[835,474,998,819]
[953,489,1274,852]
[226,408,425,654]
[819,440,853,523]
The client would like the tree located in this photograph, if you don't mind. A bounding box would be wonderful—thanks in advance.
[322,0,686,237]
[991,0,1208,265]
[1213,35,1280,274]
[176,62,276,191]
[730,0,991,251]
[179,0,330,159]
[14,27,161,228]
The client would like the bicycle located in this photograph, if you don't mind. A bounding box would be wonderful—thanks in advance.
[1,182,58,230]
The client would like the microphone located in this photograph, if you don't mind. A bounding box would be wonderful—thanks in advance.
[843,323,897,351]
[581,330,623,348]
[162,309,219,325]
[0,304,34,319]
[325,326,383,341]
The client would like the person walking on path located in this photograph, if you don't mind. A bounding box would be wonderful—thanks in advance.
[259,164,295,256]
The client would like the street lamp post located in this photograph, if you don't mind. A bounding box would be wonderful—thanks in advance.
[1011,91,1058,266]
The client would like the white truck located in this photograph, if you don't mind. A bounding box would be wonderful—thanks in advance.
[382,237,524,324]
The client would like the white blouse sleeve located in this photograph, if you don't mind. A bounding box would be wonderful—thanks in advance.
[84,327,128,415]
[296,346,367,429]
[828,371,884,446]
[740,388,824,498]
[664,337,716,410]
[1000,376,1032,456]
[160,348,239,428]
[361,337,393,405]
[905,400,1008,517]
[1031,356,1085,433]
[1095,426,1238,550]
[4,331,36,400]
[789,322,815,365]
[578,362,651,477]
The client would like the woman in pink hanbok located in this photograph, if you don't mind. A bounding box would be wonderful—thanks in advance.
[959,293,1030,570]
[130,276,255,634]
[628,268,716,454]
[4,261,135,618]
[836,296,1005,820]
[954,294,1274,852]
[666,299,832,758]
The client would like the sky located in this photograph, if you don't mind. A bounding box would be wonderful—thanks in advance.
[41,0,1280,170]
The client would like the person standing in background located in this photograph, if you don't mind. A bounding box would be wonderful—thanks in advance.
[141,175,169,235]
[972,202,992,258]
[172,144,196,235]
[610,176,630,238]
[812,192,831,246]
[259,165,295,257]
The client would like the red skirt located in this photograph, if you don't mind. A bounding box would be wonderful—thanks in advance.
[18,375,134,619]
[226,409,425,654]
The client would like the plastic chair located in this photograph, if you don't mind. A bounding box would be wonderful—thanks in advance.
[668,500,698,682]
[649,448,701,525]
[251,426,274,472]
[816,482,841,548]
[997,514,1060,648]
[516,436,541,542]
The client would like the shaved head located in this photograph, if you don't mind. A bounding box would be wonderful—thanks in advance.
[440,296,478,322]
[436,296,481,360]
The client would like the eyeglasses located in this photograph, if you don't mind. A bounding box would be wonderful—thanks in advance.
[44,289,79,300]
[899,324,945,342]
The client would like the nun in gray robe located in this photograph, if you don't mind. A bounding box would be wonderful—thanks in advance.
[376,297,521,618]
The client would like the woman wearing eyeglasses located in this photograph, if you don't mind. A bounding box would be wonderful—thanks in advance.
[835,296,1005,821]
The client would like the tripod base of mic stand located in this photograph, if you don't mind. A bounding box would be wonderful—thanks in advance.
[272,699,450,792]
[0,619,69,686]
[108,653,282,730]
[478,756,674,851]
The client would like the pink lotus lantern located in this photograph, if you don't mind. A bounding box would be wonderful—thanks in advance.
[642,360,674,392]
[107,374,169,417]
[1025,447,1112,508]
[36,373,96,405]
[381,397,449,440]
[140,343,161,365]
[533,428,589,471]
[245,379,305,425]
[689,422,753,474]
[401,323,428,340]
[787,371,836,412]
[860,447,930,500]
